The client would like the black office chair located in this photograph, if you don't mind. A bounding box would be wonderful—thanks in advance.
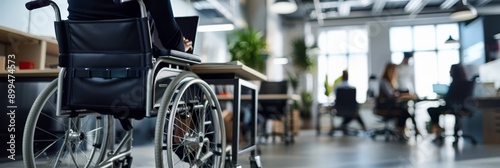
[333,87,366,136]
[438,80,477,145]
[258,81,288,142]
[371,101,407,142]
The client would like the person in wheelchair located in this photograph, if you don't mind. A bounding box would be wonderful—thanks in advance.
[68,0,192,52]
[69,0,197,163]
[376,63,416,137]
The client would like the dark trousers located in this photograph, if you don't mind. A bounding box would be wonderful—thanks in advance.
[340,116,366,129]
[427,105,466,137]
[428,106,449,124]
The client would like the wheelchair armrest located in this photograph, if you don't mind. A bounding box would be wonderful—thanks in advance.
[155,48,201,64]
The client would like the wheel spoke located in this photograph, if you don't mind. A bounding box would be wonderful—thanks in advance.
[33,136,64,159]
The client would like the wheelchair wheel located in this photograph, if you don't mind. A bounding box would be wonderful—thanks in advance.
[155,71,226,168]
[23,79,111,168]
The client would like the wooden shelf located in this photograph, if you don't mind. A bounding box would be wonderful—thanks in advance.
[0,25,59,71]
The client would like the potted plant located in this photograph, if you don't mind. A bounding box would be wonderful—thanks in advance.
[291,37,314,73]
[289,37,318,128]
[227,28,267,72]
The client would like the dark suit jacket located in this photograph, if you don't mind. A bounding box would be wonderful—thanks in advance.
[67,0,184,51]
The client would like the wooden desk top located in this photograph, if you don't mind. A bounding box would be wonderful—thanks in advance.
[191,61,268,81]
[217,94,300,101]
[0,69,59,77]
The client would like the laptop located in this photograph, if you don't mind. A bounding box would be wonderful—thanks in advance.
[154,16,201,63]
[432,84,449,96]
[175,16,199,54]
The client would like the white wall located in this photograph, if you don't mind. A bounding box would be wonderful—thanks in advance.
[0,0,69,37]
[266,8,284,81]
[197,31,230,63]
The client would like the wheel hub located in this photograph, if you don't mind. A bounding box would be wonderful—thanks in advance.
[68,129,85,142]
[183,132,204,149]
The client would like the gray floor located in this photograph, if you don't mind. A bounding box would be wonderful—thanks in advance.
[3,103,500,168]
[242,130,500,168]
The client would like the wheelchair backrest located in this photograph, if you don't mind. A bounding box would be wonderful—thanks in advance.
[56,16,152,118]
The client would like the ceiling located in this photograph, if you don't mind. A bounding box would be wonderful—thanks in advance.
[288,0,500,22]
[186,0,500,25]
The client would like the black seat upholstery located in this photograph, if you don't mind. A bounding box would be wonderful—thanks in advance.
[334,88,358,117]
[258,81,288,119]
[331,87,367,136]
[56,17,153,118]
[258,81,288,142]
[371,98,406,141]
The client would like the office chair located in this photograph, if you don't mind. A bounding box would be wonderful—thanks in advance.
[258,81,288,143]
[333,87,366,136]
[436,80,477,146]
[370,107,407,142]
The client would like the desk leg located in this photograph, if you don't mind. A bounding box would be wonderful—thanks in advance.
[290,103,295,143]
[231,80,241,167]
[316,104,321,136]
[283,103,291,145]
[249,83,262,168]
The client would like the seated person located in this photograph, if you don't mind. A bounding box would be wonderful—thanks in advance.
[68,0,191,52]
[376,63,416,135]
[334,70,366,132]
[427,64,470,140]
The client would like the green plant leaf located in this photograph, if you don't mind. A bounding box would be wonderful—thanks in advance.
[228,28,267,72]
[291,37,314,73]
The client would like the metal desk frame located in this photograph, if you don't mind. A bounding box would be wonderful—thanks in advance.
[201,76,260,168]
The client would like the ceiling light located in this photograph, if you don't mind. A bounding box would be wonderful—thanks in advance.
[198,24,234,32]
[269,0,298,14]
[450,0,477,21]
[445,35,459,44]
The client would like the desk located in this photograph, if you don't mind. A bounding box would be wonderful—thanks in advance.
[462,97,500,144]
[315,103,335,136]
[192,62,266,167]
[218,94,300,144]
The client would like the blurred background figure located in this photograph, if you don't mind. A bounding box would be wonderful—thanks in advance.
[397,52,416,94]
[334,70,367,133]
[427,64,470,143]
[377,63,415,135]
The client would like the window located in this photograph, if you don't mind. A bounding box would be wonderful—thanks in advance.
[390,24,460,97]
[317,27,368,103]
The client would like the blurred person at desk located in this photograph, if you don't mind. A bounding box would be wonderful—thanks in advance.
[376,63,417,135]
[427,64,470,142]
[397,52,416,94]
[334,70,367,132]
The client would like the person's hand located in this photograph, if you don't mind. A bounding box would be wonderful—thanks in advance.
[397,93,417,101]
[183,37,193,52]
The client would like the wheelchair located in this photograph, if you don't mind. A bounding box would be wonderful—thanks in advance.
[21,0,237,167]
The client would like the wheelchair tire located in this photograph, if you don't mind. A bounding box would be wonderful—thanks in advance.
[154,71,226,168]
[23,79,111,168]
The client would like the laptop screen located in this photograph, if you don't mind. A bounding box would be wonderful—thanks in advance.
[175,16,199,54]
[432,84,449,95]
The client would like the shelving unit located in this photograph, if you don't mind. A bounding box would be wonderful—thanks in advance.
[0,25,59,75]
